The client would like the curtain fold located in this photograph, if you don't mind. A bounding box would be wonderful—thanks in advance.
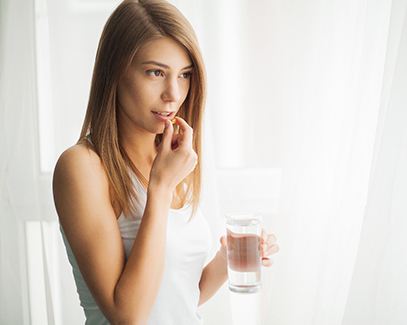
[1,0,39,324]
[342,1,407,324]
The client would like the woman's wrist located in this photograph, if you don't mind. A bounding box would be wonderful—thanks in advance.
[215,249,228,277]
[147,179,174,197]
[147,181,174,209]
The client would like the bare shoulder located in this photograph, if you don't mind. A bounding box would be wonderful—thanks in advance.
[52,142,114,224]
[54,142,104,179]
[52,143,126,320]
[52,142,121,219]
[56,142,123,216]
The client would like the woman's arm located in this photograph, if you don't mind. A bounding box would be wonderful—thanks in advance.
[113,182,173,323]
[198,249,228,306]
[54,147,173,325]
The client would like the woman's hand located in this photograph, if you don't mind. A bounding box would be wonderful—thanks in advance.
[218,228,279,267]
[259,229,279,267]
[149,117,197,191]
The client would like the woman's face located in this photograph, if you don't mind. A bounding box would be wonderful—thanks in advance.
[117,37,193,135]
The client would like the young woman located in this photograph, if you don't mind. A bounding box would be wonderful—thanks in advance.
[52,0,279,324]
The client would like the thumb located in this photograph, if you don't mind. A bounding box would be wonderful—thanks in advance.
[219,235,227,248]
[160,120,173,150]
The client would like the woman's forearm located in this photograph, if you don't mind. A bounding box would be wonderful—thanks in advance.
[198,250,228,306]
[113,184,172,324]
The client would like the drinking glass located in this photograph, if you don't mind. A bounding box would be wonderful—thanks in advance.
[225,213,262,293]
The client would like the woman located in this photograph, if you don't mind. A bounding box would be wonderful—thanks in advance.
[52,0,279,324]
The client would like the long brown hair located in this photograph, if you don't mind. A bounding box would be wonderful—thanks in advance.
[78,0,206,220]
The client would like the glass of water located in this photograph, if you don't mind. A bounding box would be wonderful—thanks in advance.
[225,213,262,294]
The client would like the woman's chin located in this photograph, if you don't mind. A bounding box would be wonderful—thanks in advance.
[151,124,165,135]
[140,120,164,134]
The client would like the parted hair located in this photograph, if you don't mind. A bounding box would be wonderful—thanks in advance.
[78,0,206,220]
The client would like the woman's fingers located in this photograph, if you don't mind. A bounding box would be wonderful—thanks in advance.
[267,233,277,245]
[261,229,267,241]
[220,235,227,247]
[265,244,279,256]
[171,132,180,150]
[261,241,279,256]
[261,257,273,267]
[261,230,277,245]
[173,117,193,149]
[260,228,279,258]
[161,119,174,150]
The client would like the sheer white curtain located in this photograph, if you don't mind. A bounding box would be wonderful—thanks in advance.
[1,1,40,324]
[343,0,407,322]
[248,0,407,324]
[252,0,407,324]
[1,0,407,325]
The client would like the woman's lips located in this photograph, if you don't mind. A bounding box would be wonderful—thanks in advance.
[152,111,176,121]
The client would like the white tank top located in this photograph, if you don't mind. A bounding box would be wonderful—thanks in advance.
[60,150,212,324]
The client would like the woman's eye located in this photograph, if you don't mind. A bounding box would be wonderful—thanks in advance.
[145,69,192,79]
[146,69,164,77]
[180,71,192,79]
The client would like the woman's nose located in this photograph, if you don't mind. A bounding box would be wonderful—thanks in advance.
[161,78,181,103]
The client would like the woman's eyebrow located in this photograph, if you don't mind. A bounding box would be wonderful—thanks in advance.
[141,60,193,70]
